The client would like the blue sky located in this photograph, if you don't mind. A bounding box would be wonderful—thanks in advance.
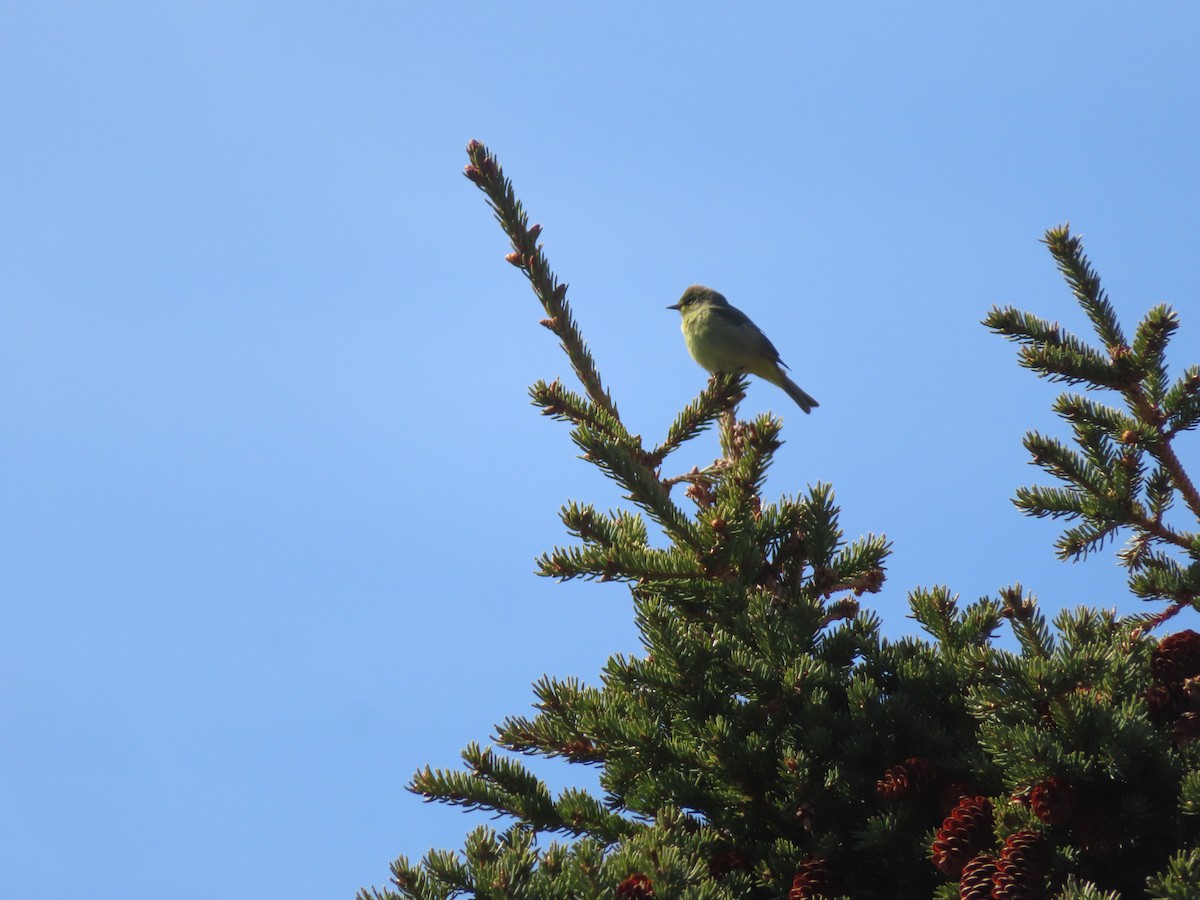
[3,3,1200,897]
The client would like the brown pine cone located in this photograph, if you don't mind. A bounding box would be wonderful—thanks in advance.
[1073,812,1120,856]
[877,756,940,803]
[992,830,1050,899]
[932,796,995,878]
[1029,776,1078,826]
[939,782,979,816]
[958,853,998,899]
[790,855,834,899]
[707,847,747,879]
[1145,681,1178,718]
[614,873,654,899]
[1173,711,1200,749]
[1151,630,1200,685]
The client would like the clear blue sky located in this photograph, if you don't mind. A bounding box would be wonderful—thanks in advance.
[3,3,1199,897]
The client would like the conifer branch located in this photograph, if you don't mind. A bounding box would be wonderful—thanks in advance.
[1042,225,1127,352]
[988,225,1200,613]
[985,306,1125,388]
[997,584,1054,659]
[536,543,700,582]
[464,140,624,427]
[1053,393,1139,437]
[568,427,702,549]
[1133,599,1189,635]
[1131,303,1177,399]
[1132,387,1200,523]
[530,378,626,442]
[558,502,649,550]
[1161,365,1200,435]
[1022,432,1109,496]
[411,745,630,843]
[647,372,747,467]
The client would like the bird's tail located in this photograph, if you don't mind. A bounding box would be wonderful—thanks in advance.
[780,373,819,414]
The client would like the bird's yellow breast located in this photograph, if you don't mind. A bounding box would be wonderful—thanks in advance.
[681,307,762,374]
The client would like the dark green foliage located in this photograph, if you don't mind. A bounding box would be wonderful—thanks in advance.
[361,149,1200,899]
[1146,849,1200,899]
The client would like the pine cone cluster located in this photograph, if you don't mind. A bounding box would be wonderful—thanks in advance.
[932,796,994,878]
[1147,629,1200,747]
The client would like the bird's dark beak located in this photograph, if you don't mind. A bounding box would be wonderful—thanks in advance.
[667,303,681,310]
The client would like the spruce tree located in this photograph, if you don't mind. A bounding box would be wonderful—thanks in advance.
[360,143,1200,899]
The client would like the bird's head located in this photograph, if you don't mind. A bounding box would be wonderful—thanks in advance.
[668,285,728,314]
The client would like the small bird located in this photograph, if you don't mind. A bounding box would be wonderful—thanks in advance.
[668,285,818,413]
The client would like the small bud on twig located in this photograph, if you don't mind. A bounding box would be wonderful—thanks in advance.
[527,223,542,241]
[505,251,523,267]
[463,165,481,183]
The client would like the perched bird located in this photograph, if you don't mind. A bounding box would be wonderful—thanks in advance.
[668,285,819,413]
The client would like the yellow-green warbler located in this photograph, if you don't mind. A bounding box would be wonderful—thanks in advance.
[668,285,818,413]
